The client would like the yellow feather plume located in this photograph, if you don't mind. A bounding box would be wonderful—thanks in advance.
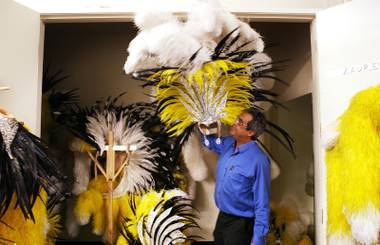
[152,60,254,136]
[74,176,137,241]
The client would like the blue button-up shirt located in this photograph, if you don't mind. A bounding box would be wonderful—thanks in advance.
[201,135,270,245]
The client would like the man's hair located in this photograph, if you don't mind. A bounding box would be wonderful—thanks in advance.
[243,108,267,139]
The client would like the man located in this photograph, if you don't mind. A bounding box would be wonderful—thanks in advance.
[199,108,270,245]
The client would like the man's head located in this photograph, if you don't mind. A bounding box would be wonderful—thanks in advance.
[230,108,266,141]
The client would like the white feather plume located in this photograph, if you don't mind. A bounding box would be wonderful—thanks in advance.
[86,111,158,195]
[124,0,266,74]
[346,203,380,245]
[125,21,210,74]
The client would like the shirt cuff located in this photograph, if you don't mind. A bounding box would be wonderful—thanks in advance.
[252,235,265,245]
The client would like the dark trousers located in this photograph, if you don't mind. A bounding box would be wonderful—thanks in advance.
[213,212,254,245]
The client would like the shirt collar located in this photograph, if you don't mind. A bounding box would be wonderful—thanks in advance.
[233,140,256,154]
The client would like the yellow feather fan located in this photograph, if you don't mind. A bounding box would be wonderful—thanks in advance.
[326,84,380,245]
[152,60,253,136]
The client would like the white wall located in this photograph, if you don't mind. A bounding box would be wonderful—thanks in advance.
[15,0,350,14]
[0,0,44,135]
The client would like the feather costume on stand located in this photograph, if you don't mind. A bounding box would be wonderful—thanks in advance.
[57,95,196,241]
[87,111,157,195]
[118,189,198,245]
[266,198,313,245]
[41,64,78,143]
[58,96,184,195]
[61,98,159,240]
[325,85,380,245]
[0,110,64,244]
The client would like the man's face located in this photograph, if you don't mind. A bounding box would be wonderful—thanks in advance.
[230,112,256,139]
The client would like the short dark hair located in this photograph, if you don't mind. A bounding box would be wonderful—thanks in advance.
[243,108,266,139]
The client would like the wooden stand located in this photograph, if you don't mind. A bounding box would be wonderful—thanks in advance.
[106,131,115,244]
[87,131,130,245]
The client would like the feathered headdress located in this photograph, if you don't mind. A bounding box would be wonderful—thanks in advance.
[141,58,254,136]
[87,110,157,195]
[57,95,185,195]
[132,28,294,156]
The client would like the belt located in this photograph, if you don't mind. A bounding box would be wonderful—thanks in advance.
[220,211,254,220]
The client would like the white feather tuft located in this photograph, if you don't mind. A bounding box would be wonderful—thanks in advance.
[134,11,177,31]
[72,151,91,195]
[182,132,208,181]
[321,120,340,150]
[346,203,380,245]
[185,0,222,40]
[270,159,281,180]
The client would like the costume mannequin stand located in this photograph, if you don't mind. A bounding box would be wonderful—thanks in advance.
[87,131,130,245]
